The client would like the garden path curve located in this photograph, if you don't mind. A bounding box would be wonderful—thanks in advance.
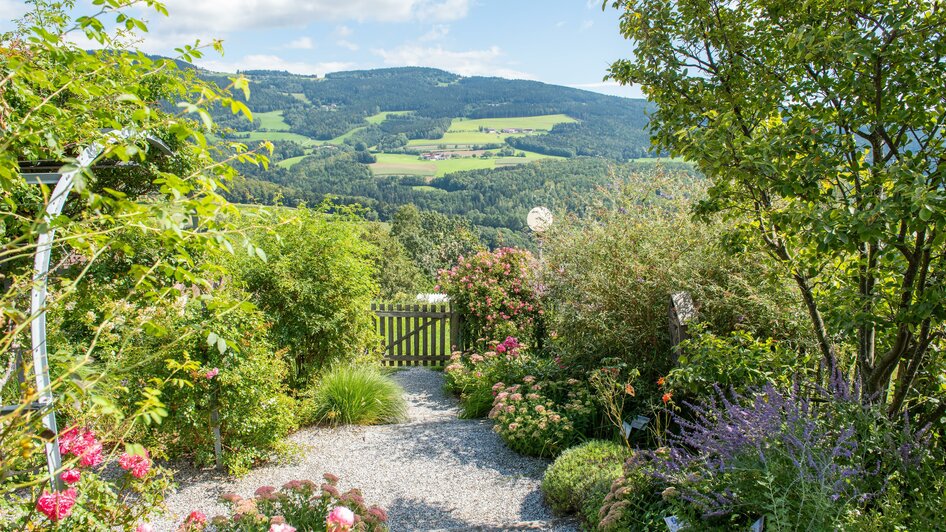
[154,368,577,531]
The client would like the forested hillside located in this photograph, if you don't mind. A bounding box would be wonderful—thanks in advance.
[207,67,655,160]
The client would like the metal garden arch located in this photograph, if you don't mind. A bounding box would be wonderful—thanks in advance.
[9,129,172,488]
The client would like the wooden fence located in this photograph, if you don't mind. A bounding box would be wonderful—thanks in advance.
[371,303,461,366]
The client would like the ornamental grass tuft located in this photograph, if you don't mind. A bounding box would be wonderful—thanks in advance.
[310,365,408,426]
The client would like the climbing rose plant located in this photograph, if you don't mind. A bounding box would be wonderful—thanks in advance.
[0,427,173,530]
[437,248,542,345]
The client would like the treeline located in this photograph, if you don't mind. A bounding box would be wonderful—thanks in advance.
[225,152,699,247]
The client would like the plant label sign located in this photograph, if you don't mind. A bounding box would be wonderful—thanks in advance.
[664,515,686,531]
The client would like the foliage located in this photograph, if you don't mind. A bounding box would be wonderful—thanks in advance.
[233,207,380,384]
[1,0,269,499]
[543,172,810,385]
[488,376,597,458]
[199,473,388,531]
[50,274,297,476]
[437,247,542,345]
[607,0,946,413]
[390,204,483,279]
[541,440,628,526]
[444,337,531,419]
[589,362,640,448]
[666,327,816,399]
[1,428,173,530]
[359,222,432,301]
[306,365,407,426]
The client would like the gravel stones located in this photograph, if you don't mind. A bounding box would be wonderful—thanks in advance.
[153,368,576,531]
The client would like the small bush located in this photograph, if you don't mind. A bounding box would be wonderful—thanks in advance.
[542,440,628,525]
[489,377,597,458]
[444,337,530,418]
[193,473,388,531]
[309,366,407,426]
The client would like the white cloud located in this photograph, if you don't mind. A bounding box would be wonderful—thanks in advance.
[284,36,315,50]
[580,20,594,31]
[336,40,359,51]
[419,24,450,42]
[568,81,646,99]
[153,0,470,32]
[555,21,566,28]
[334,25,353,37]
[197,54,354,76]
[374,45,534,80]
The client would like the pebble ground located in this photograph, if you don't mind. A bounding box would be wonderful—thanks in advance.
[152,368,577,531]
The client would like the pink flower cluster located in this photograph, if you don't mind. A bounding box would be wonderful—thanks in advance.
[204,367,219,380]
[119,449,152,478]
[59,426,104,467]
[36,488,77,522]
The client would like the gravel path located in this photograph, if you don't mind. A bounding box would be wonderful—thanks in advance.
[153,368,576,531]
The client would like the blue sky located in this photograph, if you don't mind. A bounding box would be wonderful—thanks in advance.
[2,0,644,98]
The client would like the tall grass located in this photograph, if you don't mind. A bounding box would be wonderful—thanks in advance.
[310,366,408,425]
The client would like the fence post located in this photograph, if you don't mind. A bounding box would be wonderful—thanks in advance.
[449,302,461,353]
[668,291,697,363]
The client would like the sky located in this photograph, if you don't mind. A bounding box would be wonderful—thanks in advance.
[2,0,645,98]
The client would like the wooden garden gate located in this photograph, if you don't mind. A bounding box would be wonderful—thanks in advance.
[371,303,461,366]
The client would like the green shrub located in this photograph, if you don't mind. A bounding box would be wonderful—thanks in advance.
[542,440,628,526]
[489,376,597,458]
[51,280,297,476]
[437,247,542,346]
[308,365,407,426]
[234,207,380,385]
[666,327,816,398]
[444,337,532,418]
[543,173,811,385]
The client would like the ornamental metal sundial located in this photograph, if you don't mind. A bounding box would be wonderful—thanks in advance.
[6,129,172,488]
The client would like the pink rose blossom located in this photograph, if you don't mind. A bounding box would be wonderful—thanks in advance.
[60,469,81,485]
[59,427,104,467]
[36,488,77,522]
[136,524,156,532]
[119,449,151,478]
[269,524,296,532]
[326,506,355,530]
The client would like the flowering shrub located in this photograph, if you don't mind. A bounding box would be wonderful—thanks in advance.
[599,381,938,530]
[444,337,528,418]
[199,473,388,531]
[488,376,596,457]
[437,248,542,345]
[1,427,173,530]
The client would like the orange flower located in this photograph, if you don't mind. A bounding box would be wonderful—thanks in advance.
[657,377,665,387]
[662,392,673,404]
[624,384,636,396]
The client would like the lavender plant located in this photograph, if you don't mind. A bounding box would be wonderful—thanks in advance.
[613,379,934,530]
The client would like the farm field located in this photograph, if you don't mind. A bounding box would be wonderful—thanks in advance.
[371,150,560,177]
[230,130,323,147]
[277,154,308,168]
[406,114,575,148]
[448,114,576,131]
[255,110,291,131]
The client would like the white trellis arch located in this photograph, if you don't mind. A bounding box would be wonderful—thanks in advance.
[13,129,171,488]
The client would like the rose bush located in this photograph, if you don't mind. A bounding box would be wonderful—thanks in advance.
[437,248,542,346]
[0,427,173,530]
